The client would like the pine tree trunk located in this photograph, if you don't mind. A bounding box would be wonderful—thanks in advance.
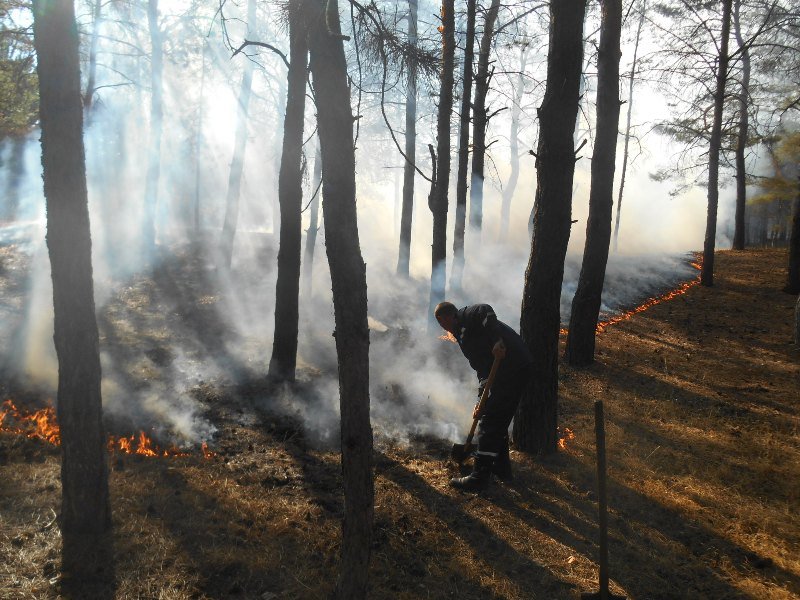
[397,0,418,277]
[450,0,476,291]
[32,0,110,535]
[143,0,162,255]
[468,0,501,239]
[273,77,287,238]
[786,187,800,294]
[732,0,750,251]
[427,0,455,326]
[514,0,586,455]
[701,0,732,287]
[82,0,102,109]
[194,41,207,235]
[302,142,322,297]
[565,0,622,367]
[500,43,528,240]
[220,0,257,268]
[308,2,373,598]
[612,0,645,253]
[269,0,308,382]
[5,137,26,221]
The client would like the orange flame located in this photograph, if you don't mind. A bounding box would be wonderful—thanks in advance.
[439,331,458,344]
[0,399,60,445]
[558,427,575,450]
[561,258,703,337]
[201,442,217,459]
[2,399,208,459]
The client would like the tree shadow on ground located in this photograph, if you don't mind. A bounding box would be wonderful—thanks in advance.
[510,450,800,599]
[377,452,583,599]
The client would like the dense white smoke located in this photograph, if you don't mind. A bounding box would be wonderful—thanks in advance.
[0,0,724,449]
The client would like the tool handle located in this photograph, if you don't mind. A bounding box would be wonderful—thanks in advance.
[464,354,502,446]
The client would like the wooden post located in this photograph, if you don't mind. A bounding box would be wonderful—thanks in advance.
[582,400,625,599]
[596,400,610,598]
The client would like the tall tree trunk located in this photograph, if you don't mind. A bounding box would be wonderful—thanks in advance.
[273,77,287,237]
[468,0,501,239]
[786,182,800,293]
[143,0,163,255]
[82,0,102,109]
[32,0,110,537]
[269,0,308,382]
[500,42,528,240]
[194,40,207,235]
[308,2,373,598]
[302,141,322,297]
[396,0,418,277]
[612,0,645,252]
[220,0,257,268]
[565,0,623,367]
[513,0,586,455]
[701,0,732,287]
[5,136,26,221]
[732,0,750,250]
[450,0,476,292]
[427,0,456,326]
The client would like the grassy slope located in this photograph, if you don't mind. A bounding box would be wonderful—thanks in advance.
[1,248,798,599]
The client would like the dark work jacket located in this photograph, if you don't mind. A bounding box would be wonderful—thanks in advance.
[454,304,533,382]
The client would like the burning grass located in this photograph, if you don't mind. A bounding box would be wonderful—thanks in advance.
[1,248,799,599]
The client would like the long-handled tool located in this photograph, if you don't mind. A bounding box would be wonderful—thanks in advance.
[451,354,502,464]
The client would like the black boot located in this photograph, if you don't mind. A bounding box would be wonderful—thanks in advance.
[450,453,493,491]
[491,440,513,483]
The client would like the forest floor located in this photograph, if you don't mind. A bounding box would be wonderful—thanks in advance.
[1,247,799,600]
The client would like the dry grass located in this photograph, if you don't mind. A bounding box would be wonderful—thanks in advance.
[1,248,798,599]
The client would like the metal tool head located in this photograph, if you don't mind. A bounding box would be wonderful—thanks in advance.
[450,442,472,464]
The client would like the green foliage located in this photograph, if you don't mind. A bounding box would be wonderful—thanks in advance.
[748,131,800,206]
[0,2,38,139]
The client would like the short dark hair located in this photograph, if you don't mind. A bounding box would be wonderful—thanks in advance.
[434,301,457,319]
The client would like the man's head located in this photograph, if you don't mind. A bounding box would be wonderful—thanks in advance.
[434,301,458,334]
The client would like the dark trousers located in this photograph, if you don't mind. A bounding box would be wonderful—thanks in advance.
[476,367,530,456]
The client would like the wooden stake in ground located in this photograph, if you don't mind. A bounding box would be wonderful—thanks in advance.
[582,400,626,600]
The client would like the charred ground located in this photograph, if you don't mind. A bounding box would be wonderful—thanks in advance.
[1,248,798,599]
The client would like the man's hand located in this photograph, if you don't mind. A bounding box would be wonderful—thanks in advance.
[492,339,507,359]
[472,402,481,419]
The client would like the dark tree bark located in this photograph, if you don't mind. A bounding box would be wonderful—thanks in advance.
[32,0,110,534]
[302,141,322,297]
[396,0,418,277]
[269,0,308,382]
[4,136,26,221]
[220,0,257,268]
[427,0,456,325]
[272,77,287,237]
[499,42,529,240]
[565,0,622,367]
[786,185,800,293]
[193,40,208,235]
[701,0,732,287]
[143,0,163,255]
[307,1,373,598]
[612,0,645,253]
[82,0,102,109]
[513,0,586,455]
[732,0,750,251]
[468,0,501,238]
[794,293,800,345]
[450,0,476,292]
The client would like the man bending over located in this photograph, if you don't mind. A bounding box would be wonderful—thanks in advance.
[434,301,533,491]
